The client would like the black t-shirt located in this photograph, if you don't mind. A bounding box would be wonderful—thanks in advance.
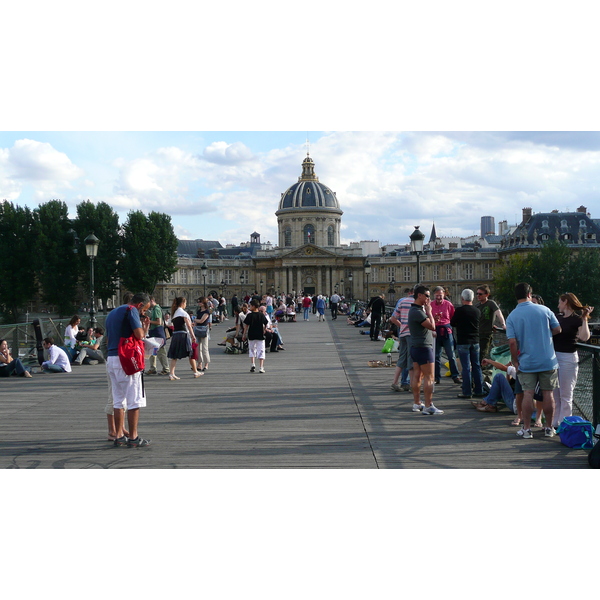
[195,309,210,325]
[369,297,386,315]
[475,299,499,336]
[553,313,583,353]
[450,305,481,345]
[244,311,268,340]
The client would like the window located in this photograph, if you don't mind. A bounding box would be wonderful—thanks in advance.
[303,224,315,245]
[223,269,232,284]
[193,269,201,284]
[180,269,188,284]
[403,266,412,281]
[484,263,493,279]
[387,267,395,282]
[420,265,426,282]
[327,225,334,246]
[432,265,440,280]
[371,267,379,281]
[284,227,292,247]
[464,263,473,280]
[208,269,217,285]
[446,264,453,279]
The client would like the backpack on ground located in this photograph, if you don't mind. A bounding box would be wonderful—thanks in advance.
[556,416,595,449]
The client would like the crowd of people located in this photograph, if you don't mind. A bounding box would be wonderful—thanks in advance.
[384,282,593,440]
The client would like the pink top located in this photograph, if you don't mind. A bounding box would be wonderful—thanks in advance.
[431,298,455,327]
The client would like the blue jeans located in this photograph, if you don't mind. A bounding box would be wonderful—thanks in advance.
[457,343,484,396]
[435,327,460,380]
[484,373,517,413]
[303,307,310,320]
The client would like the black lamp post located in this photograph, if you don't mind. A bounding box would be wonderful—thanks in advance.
[240,273,245,298]
[340,278,344,297]
[364,259,371,301]
[260,278,264,295]
[410,226,425,285]
[84,233,100,327]
[201,261,207,297]
[348,273,353,299]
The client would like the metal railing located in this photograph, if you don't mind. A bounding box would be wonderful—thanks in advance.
[574,343,600,427]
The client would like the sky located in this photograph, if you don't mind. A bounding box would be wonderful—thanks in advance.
[2,130,600,248]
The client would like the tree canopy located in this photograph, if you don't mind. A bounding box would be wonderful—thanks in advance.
[494,240,600,312]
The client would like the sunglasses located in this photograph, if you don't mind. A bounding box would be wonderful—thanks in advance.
[476,292,485,296]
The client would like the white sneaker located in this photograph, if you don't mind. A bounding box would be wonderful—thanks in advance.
[259,367,265,373]
[422,404,444,415]
[544,427,556,437]
[412,403,424,412]
[517,428,533,439]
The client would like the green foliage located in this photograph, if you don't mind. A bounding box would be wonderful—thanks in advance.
[0,201,37,321]
[73,201,121,311]
[494,240,600,311]
[119,210,178,294]
[32,200,79,316]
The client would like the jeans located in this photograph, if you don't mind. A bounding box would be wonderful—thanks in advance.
[331,303,338,319]
[303,307,310,320]
[484,373,516,413]
[457,343,484,396]
[0,358,28,377]
[553,351,579,427]
[435,327,460,380]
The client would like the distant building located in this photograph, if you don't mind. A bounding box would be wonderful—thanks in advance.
[481,216,495,237]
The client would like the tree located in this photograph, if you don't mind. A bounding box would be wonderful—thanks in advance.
[493,240,595,312]
[33,200,80,316]
[0,201,37,321]
[119,210,178,294]
[73,201,121,312]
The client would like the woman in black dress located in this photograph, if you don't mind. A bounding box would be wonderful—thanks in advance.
[167,297,203,380]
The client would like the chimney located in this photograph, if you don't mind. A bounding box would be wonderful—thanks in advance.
[522,207,532,223]
[577,205,587,214]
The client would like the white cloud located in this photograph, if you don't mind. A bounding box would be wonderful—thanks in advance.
[8,139,83,183]
[202,141,254,165]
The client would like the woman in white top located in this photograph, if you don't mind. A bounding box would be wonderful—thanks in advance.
[64,315,81,349]
[166,297,203,380]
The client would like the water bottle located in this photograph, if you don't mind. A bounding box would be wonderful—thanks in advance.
[387,353,392,366]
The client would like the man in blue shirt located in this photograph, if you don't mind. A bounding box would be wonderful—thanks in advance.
[506,282,561,439]
[105,292,151,447]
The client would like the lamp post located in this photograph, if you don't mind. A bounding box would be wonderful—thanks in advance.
[260,278,264,295]
[340,278,344,298]
[410,226,425,285]
[84,233,100,328]
[388,277,396,305]
[348,273,353,300]
[201,261,207,297]
[240,273,245,298]
[364,259,371,301]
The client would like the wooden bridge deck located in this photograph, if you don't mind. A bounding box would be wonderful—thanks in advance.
[0,314,591,469]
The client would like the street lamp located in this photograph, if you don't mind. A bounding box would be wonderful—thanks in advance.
[260,278,264,295]
[340,278,344,297]
[84,233,100,328]
[388,277,396,305]
[410,226,425,285]
[240,273,245,298]
[201,261,207,297]
[364,259,371,301]
[348,273,353,300]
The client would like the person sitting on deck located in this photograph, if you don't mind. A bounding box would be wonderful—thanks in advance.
[41,337,72,373]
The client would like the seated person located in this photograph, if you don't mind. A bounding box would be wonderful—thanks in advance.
[0,338,33,378]
[41,337,72,373]
[74,327,106,365]
[259,306,285,352]
[285,305,296,322]
[223,307,244,348]
[471,358,523,425]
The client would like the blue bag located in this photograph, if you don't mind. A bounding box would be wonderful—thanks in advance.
[556,416,595,449]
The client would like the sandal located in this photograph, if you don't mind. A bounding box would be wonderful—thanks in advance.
[193,372,204,378]
[510,418,522,426]
[169,374,180,380]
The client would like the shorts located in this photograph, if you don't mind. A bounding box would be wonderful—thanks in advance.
[248,339,266,359]
[517,369,558,392]
[410,346,435,366]
[107,356,146,411]
[396,336,412,370]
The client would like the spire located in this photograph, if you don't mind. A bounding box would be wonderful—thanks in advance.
[299,154,319,182]
[429,222,437,243]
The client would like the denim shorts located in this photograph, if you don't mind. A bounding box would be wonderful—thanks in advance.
[410,346,435,366]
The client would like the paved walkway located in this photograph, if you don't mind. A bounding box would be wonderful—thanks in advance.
[0,314,591,468]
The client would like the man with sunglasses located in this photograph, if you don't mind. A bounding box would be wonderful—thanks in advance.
[408,285,444,415]
[475,285,506,365]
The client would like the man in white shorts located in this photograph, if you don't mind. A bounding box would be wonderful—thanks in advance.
[242,299,269,373]
[105,292,151,447]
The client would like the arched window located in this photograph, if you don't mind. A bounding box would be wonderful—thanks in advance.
[327,225,334,246]
[303,224,315,245]
[561,219,568,228]
[284,227,291,247]
[542,219,549,228]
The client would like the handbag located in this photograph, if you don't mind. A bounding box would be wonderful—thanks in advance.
[117,307,145,375]
[194,325,208,339]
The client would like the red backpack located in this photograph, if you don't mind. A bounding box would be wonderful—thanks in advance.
[117,307,145,375]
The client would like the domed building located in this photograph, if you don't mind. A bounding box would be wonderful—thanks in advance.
[276,154,343,249]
